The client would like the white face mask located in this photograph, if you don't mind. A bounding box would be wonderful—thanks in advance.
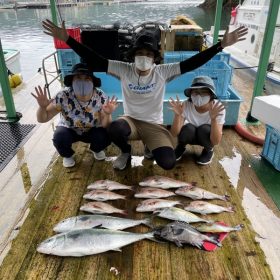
[135,56,153,71]
[191,94,211,107]
[72,79,93,98]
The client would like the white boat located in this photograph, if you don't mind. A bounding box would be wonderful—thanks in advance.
[4,48,21,75]
[210,0,280,95]
[0,49,21,95]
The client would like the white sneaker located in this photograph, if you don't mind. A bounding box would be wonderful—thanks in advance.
[63,156,75,168]
[93,150,106,161]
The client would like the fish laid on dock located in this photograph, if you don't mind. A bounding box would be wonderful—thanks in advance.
[83,190,126,201]
[136,198,181,212]
[80,202,127,215]
[37,228,155,257]
[154,221,222,249]
[139,175,190,189]
[53,215,152,232]
[184,201,234,215]
[196,223,243,233]
[87,180,132,191]
[175,186,230,201]
[153,207,213,224]
[134,187,175,198]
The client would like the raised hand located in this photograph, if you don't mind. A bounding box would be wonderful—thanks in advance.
[209,101,225,121]
[221,26,248,48]
[42,19,69,42]
[102,96,118,115]
[31,86,53,108]
[169,95,184,116]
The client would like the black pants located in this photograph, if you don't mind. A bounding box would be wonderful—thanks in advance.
[53,126,111,158]
[108,119,176,170]
[177,123,212,150]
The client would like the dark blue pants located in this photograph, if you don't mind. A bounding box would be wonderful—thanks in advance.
[177,123,212,150]
[53,126,111,158]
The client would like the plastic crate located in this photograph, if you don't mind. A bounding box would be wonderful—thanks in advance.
[164,51,231,64]
[220,85,242,126]
[54,28,81,49]
[164,52,232,98]
[57,49,81,71]
[196,61,232,99]
[261,125,280,171]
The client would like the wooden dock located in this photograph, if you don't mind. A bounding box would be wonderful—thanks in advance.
[0,64,279,279]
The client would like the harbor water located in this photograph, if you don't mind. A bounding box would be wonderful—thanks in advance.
[0,2,230,82]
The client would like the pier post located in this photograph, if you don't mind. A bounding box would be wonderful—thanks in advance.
[0,40,19,122]
[247,0,280,122]
[50,0,58,26]
[213,0,223,44]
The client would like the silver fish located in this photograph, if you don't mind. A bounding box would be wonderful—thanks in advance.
[184,201,234,215]
[154,221,222,249]
[136,199,181,212]
[139,176,190,189]
[154,207,212,224]
[83,190,126,201]
[53,215,152,232]
[37,228,155,256]
[196,223,244,233]
[175,186,230,201]
[87,180,132,191]
[80,202,127,215]
[134,187,175,199]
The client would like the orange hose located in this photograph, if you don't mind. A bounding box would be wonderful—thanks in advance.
[234,121,264,146]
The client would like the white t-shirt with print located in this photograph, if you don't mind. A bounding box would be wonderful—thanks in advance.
[108,60,181,124]
[182,99,226,127]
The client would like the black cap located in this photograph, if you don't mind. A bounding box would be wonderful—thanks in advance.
[127,34,161,59]
[64,63,101,88]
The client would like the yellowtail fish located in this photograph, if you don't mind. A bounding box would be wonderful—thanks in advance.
[139,175,190,189]
[153,207,213,224]
[136,199,181,212]
[154,221,222,249]
[83,190,126,201]
[134,187,175,199]
[196,223,243,233]
[87,180,132,191]
[80,202,127,215]
[175,186,230,201]
[37,228,156,256]
[184,201,234,215]
[53,215,153,232]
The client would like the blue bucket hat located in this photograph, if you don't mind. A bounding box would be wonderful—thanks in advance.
[184,76,217,99]
[64,63,101,88]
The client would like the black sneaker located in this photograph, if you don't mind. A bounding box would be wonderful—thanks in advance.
[197,148,214,165]
[144,145,153,159]
[174,145,186,161]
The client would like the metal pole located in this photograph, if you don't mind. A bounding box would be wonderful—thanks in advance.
[213,0,223,44]
[0,39,18,122]
[50,0,58,26]
[247,0,280,122]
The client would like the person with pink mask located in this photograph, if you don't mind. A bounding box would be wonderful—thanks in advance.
[31,63,118,168]
[42,20,247,170]
[169,76,225,165]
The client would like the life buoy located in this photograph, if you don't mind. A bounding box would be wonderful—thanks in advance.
[230,5,240,25]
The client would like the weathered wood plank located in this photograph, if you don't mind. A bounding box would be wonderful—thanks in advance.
[0,129,275,280]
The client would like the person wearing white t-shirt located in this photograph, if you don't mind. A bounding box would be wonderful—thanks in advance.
[42,19,247,170]
[169,76,225,165]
